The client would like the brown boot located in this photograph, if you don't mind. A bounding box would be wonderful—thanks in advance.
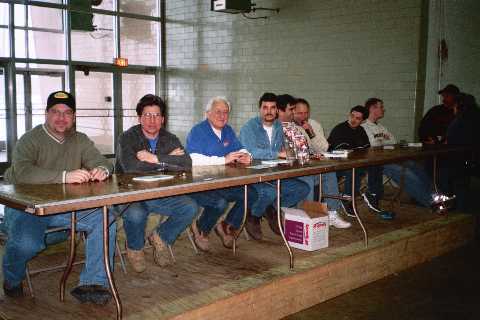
[264,205,282,236]
[214,221,235,249]
[245,212,263,241]
[190,221,210,252]
[147,232,172,267]
[126,247,146,273]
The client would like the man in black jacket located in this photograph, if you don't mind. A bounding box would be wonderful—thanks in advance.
[115,94,198,273]
[328,105,394,220]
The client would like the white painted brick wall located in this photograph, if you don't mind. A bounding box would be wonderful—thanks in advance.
[166,0,423,143]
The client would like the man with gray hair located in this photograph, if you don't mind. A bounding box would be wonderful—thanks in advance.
[186,97,258,250]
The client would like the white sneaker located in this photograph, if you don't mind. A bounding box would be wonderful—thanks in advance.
[328,210,351,229]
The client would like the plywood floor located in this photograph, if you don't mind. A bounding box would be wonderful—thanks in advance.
[0,195,471,320]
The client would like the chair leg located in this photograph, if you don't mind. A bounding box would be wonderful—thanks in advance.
[186,228,199,254]
[243,228,250,241]
[167,245,176,263]
[115,239,127,274]
[25,265,34,298]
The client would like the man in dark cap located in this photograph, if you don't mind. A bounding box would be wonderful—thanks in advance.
[418,84,459,144]
[2,91,116,305]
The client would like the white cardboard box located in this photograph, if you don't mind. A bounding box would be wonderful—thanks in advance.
[284,201,329,251]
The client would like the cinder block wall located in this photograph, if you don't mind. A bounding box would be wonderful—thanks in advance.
[166,0,423,143]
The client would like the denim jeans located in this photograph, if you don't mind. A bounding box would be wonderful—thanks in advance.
[190,186,258,233]
[250,178,309,217]
[337,169,366,196]
[368,161,434,207]
[2,206,116,288]
[121,195,198,249]
[298,172,341,211]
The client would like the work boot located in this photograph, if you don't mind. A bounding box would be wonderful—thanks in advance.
[245,212,263,240]
[126,246,146,273]
[264,205,282,235]
[70,285,112,305]
[3,281,24,298]
[190,221,210,252]
[147,232,172,267]
[214,221,235,249]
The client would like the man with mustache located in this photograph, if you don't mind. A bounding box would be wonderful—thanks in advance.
[239,92,309,240]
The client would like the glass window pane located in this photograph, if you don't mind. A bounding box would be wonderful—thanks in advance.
[29,6,63,30]
[122,73,155,130]
[71,14,114,63]
[0,3,8,25]
[14,29,26,58]
[14,4,26,27]
[75,71,113,154]
[28,30,65,60]
[120,0,158,17]
[0,28,8,57]
[120,17,159,66]
[0,67,7,163]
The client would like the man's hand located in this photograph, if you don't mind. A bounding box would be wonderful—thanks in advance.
[65,169,91,184]
[137,150,159,164]
[236,152,252,164]
[89,167,108,182]
[168,148,185,156]
[423,136,436,145]
[278,150,287,159]
[225,152,243,164]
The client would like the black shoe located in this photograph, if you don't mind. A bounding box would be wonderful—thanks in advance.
[340,199,356,217]
[264,205,282,236]
[70,285,112,305]
[362,192,395,220]
[3,281,24,298]
[245,213,263,241]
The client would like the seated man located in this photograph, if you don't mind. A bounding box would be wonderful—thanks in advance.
[362,98,452,213]
[115,94,198,272]
[278,95,350,228]
[328,105,394,219]
[239,92,309,240]
[2,91,115,304]
[186,96,258,250]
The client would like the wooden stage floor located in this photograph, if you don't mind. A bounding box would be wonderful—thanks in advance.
[0,198,476,320]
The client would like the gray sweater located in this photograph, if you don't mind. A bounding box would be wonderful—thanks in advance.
[115,124,191,173]
[4,124,112,184]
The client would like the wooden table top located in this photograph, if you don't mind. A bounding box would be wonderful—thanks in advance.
[0,145,467,215]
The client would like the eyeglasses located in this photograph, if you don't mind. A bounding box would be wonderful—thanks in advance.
[49,109,74,118]
[141,112,162,119]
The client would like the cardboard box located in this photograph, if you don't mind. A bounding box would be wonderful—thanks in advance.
[284,201,329,251]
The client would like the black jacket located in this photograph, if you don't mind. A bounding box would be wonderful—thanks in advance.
[327,121,370,151]
[115,124,191,173]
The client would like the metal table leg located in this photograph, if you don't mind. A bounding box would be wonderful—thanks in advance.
[351,168,368,247]
[60,211,76,301]
[318,173,323,201]
[233,185,248,255]
[103,206,122,320]
[276,179,294,269]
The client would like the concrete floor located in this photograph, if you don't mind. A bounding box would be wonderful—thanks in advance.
[286,177,480,320]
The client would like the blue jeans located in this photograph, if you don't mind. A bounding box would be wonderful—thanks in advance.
[250,178,309,217]
[298,172,341,211]
[2,206,116,288]
[121,195,197,249]
[368,161,434,207]
[337,169,366,196]
[190,186,258,233]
